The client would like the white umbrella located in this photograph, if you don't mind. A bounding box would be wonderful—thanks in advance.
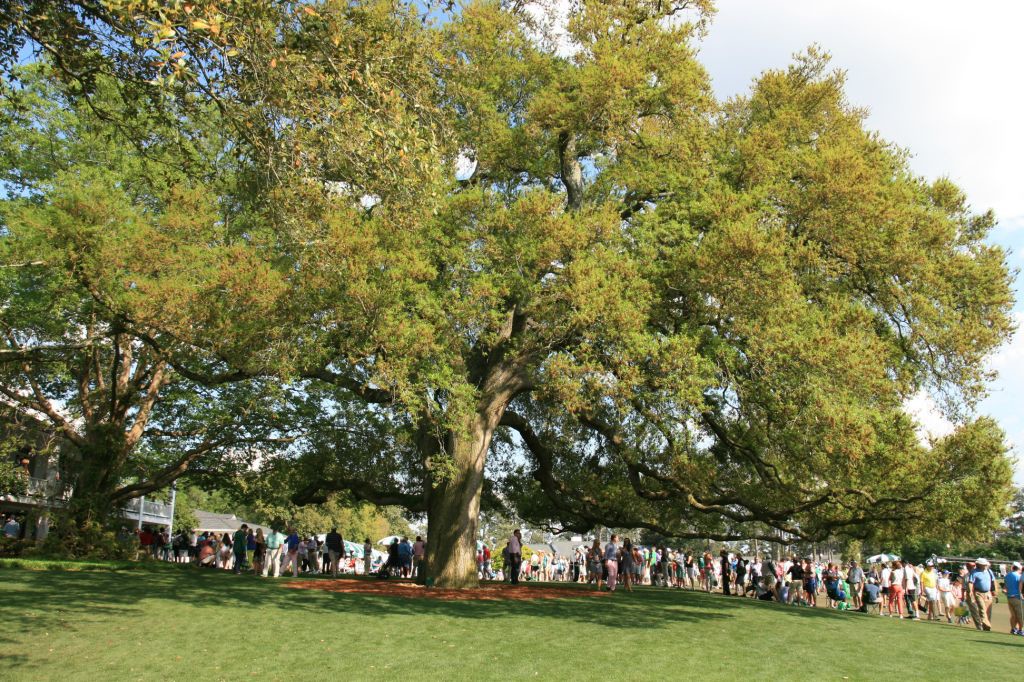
[377,535,402,546]
[867,553,900,563]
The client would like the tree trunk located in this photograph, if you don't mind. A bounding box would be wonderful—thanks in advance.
[63,425,124,536]
[423,366,524,588]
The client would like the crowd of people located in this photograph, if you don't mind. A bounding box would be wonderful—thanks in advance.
[496,532,1024,636]
[128,524,428,580]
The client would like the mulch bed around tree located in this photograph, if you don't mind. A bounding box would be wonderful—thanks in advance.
[283,579,613,601]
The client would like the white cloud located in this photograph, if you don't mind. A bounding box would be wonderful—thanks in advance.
[698,0,1024,221]
[455,150,478,181]
[981,313,1024,484]
[905,390,955,445]
[523,0,578,58]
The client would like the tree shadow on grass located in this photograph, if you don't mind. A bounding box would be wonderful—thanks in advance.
[0,566,881,645]
[968,639,1024,648]
[0,567,740,636]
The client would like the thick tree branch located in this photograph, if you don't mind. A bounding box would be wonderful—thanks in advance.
[291,477,427,512]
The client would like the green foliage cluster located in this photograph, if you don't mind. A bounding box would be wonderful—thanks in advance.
[33,512,136,561]
[0,463,27,496]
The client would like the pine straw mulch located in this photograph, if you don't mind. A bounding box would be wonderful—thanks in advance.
[283,578,613,601]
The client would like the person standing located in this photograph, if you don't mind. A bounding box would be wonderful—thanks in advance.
[508,529,524,585]
[717,551,731,596]
[620,538,635,592]
[218,532,233,569]
[263,526,285,577]
[243,528,255,567]
[253,528,267,576]
[3,515,20,539]
[411,536,426,578]
[902,561,920,620]
[363,538,373,575]
[937,570,955,623]
[588,539,603,590]
[232,524,249,574]
[1004,561,1023,635]
[888,561,905,619]
[281,527,301,577]
[920,561,940,621]
[880,563,892,616]
[786,557,805,605]
[734,557,747,596]
[968,558,997,631]
[847,561,864,611]
[325,528,345,577]
[760,556,777,601]
[395,537,411,578]
[604,534,620,592]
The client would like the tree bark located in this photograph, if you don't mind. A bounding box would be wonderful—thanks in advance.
[63,425,124,534]
[423,364,526,588]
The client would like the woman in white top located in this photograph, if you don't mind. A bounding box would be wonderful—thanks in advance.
[604,535,620,592]
[902,562,920,620]
[889,562,906,619]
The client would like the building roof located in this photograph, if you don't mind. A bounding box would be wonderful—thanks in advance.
[193,510,271,535]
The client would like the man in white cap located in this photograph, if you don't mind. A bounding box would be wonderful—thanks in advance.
[967,558,998,631]
[1005,561,1023,635]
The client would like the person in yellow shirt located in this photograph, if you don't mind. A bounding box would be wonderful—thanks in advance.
[920,561,940,621]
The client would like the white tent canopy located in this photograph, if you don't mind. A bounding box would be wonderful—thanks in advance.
[866,553,901,563]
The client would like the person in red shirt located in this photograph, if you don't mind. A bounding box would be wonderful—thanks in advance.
[139,528,154,548]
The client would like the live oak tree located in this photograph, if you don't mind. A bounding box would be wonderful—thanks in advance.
[3,1,1015,584]
[289,5,1013,580]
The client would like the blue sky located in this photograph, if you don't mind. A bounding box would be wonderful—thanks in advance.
[697,0,1024,483]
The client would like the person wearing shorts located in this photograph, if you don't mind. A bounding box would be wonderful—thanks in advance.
[920,561,941,621]
[804,575,818,606]
[880,564,892,616]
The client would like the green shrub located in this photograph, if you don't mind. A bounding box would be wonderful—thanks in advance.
[0,536,36,557]
[40,514,136,561]
[0,464,28,496]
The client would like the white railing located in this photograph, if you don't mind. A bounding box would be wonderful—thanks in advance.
[5,478,171,523]
[121,497,173,521]
[25,476,71,501]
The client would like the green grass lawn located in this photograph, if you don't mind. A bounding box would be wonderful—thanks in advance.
[1,561,1020,681]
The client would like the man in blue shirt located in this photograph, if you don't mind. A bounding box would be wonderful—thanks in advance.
[1004,561,1022,635]
[967,557,998,631]
[282,527,301,577]
[861,577,882,614]
[398,537,413,578]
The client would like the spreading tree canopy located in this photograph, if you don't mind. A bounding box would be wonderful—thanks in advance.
[1,0,1015,585]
